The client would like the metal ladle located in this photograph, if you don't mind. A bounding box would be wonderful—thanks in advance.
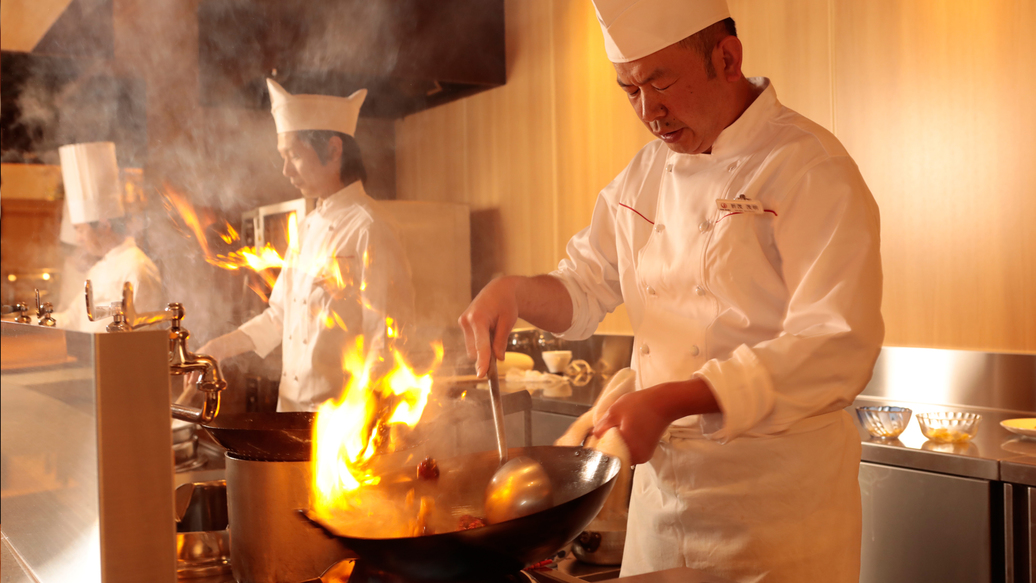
[483,351,554,524]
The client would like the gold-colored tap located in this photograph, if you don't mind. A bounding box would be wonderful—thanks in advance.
[166,303,227,424]
[84,280,227,424]
[12,303,32,324]
[35,289,56,326]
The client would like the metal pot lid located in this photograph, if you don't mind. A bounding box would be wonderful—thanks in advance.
[172,417,198,443]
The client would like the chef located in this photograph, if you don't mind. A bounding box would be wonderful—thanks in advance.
[53,141,163,332]
[458,0,884,581]
[190,79,415,412]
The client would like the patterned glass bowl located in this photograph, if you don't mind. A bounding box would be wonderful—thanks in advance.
[917,412,982,443]
[856,406,913,439]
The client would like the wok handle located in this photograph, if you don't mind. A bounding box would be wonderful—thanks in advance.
[487,355,508,465]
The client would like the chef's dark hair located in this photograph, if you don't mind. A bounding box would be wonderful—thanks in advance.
[297,130,367,186]
[89,216,127,235]
[678,17,738,79]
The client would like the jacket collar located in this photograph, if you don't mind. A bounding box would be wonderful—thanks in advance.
[708,77,780,157]
[315,180,367,214]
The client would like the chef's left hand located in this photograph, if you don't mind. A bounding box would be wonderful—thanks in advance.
[592,377,721,464]
[591,387,672,464]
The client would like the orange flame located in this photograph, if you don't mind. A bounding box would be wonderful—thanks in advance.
[312,337,444,513]
[163,185,297,301]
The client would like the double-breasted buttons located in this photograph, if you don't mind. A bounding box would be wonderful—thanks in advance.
[646,286,657,296]
[695,285,706,296]
[640,344,651,356]
[690,345,700,357]
[727,162,738,172]
[698,220,711,233]
[654,223,666,233]
[666,163,674,172]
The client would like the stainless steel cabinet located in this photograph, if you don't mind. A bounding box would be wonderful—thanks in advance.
[859,461,993,583]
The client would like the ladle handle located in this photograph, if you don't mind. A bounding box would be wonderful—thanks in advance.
[487,354,508,465]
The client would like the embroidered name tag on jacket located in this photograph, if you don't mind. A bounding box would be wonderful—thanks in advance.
[716,196,764,214]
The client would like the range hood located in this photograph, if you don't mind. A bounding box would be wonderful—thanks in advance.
[198,0,506,118]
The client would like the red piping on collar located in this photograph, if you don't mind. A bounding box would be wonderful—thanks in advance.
[619,203,655,225]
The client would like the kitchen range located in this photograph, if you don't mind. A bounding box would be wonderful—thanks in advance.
[0,315,739,583]
[6,304,1032,583]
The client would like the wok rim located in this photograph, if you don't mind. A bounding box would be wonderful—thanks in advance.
[301,445,622,542]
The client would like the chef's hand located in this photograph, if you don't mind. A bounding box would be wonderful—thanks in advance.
[458,276,521,377]
[592,377,721,465]
[176,331,256,404]
[591,388,672,464]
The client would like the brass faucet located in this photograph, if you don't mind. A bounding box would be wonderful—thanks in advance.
[84,280,227,424]
[3,302,33,324]
[35,289,56,327]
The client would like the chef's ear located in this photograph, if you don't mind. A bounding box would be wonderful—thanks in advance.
[325,135,344,168]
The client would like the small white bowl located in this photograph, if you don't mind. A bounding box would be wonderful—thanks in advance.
[541,350,573,373]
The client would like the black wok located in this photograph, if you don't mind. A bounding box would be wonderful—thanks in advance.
[201,412,313,461]
[303,444,621,581]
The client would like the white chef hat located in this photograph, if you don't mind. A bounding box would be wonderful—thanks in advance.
[59,200,77,244]
[592,0,731,63]
[267,78,367,137]
[58,141,122,225]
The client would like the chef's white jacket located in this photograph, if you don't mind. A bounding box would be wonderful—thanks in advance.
[553,78,883,582]
[239,181,415,412]
[54,236,163,333]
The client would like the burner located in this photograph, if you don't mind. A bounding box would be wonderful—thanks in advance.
[342,560,538,583]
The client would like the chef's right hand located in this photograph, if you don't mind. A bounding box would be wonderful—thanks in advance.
[175,333,243,405]
[458,276,521,377]
[177,339,218,405]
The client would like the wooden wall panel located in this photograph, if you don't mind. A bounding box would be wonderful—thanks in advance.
[396,0,1036,352]
[728,0,834,130]
[833,0,1036,351]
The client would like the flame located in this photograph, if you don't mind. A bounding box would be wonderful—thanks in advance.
[163,185,298,301]
[312,337,444,514]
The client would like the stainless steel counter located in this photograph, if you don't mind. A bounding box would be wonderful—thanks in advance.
[852,396,1036,485]
[525,369,1036,486]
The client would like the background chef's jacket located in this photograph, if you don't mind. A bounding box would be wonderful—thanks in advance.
[551,77,883,581]
[239,181,416,412]
[54,236,163,333]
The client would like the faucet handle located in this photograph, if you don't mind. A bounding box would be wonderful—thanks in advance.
[84,280,174,331]
[10,302,33,324]
[35,289,56,327]
[85,279,127,322]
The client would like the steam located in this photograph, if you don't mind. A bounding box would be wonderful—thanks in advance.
[3,0,473,378]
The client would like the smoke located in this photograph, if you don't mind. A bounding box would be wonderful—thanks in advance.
[294,3,402,76]
[3,0,480,389]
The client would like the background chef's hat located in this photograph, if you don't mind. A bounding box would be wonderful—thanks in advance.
[59,200,77,244]
[267,78,367,136]
[592,0,731,63]
[59,141,122,225]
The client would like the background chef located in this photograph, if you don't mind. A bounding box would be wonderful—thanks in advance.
[187,79,415,413]
[458,0,884,581]
[52,141,163,332]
